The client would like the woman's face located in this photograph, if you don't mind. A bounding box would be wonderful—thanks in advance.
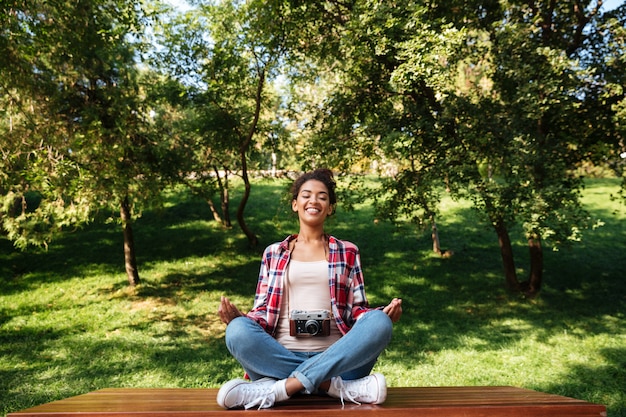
[292,179,333,223]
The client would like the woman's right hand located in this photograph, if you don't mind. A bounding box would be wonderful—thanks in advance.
[218,295,244,324]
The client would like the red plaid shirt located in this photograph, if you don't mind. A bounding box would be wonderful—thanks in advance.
[246,234,374,336]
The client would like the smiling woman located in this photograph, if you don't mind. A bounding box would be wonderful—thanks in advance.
[216,168,403,410]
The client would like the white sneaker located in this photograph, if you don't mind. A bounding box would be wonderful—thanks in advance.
[327,373,387,405]
[216,378,281,409]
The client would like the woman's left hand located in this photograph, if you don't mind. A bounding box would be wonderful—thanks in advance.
[383,298,403,322]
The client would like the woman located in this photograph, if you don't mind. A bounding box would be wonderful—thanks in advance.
[217,169,402,409]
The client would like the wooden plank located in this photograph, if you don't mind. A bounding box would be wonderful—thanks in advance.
[8,387,607,417]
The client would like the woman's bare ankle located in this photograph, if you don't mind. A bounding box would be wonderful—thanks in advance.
[285,377,305,396]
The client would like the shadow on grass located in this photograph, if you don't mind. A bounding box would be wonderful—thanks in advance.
[543,346,626,415]
[0,190,251,295]
[131,257,261,300]
[362,196,624,333]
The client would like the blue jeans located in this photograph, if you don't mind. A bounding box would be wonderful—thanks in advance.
[225,309,393,394]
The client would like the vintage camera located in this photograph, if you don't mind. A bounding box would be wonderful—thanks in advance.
[289,310,331,337]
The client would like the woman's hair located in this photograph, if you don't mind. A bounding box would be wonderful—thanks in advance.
[291,168,337,207]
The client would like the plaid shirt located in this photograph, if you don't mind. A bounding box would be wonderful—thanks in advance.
[246,234,374,336]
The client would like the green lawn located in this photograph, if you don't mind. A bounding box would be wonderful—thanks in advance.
[1,177,624,416]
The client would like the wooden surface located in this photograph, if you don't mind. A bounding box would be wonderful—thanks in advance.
[8,386,607,417]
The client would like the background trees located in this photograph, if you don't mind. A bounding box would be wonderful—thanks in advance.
[275,0,625,296]
[1,0,624,294]
[2,0,163,285]
[152,0,289,246]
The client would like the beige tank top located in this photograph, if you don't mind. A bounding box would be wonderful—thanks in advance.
[275,260,342,351]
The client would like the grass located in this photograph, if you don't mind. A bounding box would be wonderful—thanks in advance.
[1,177,625,416]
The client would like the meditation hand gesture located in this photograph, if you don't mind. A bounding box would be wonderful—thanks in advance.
[218,296,244,325]
[383,298,402,323]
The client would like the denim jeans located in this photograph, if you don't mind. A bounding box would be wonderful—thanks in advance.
[225,309,393,394]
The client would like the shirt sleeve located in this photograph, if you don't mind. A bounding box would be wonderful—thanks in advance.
[245,246,272,331]
[332,238,373,333]
[347,245,371,321]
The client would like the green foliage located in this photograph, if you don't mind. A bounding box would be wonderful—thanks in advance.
[273,0,626,293]
[0,190,92,250]
[1,0,161,249]
[0,178,624,416]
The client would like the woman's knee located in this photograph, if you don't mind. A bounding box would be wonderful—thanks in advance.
[362,309,393,340]
[225,317,257,351]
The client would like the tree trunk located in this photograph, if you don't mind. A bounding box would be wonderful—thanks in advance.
[520,234,543,297]
[214,166,231,228]
[206,198,222,223]
[431,216,442,254]
[236,155,258,247]
[494,219,519,292]
[234,66,265,247]
[120,195,140,286]
[222,184,231,227]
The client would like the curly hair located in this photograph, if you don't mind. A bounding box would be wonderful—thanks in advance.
[291,169,337,207]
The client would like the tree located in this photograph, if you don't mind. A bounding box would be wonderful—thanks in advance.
[1,0,162,286]
[579,3,626,196]
[278,0,623,296]
[153,0,288,246]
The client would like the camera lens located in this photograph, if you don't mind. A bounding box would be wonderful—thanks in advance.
[305,320,320,335]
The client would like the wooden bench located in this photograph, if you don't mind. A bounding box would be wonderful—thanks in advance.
[8,386,606,417]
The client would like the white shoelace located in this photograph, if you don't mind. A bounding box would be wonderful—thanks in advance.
[240,382,277,410]
[244,391,276,410]
[330,377,362,407]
